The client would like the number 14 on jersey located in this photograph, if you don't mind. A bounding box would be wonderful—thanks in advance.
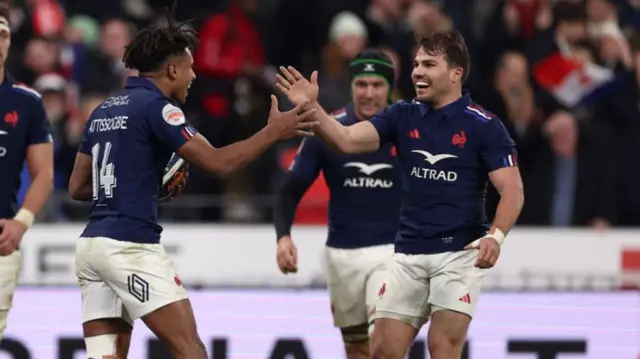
[91,142,117,200]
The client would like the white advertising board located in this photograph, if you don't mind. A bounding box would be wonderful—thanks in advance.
[1,289,638,359]
[16,225,640,288]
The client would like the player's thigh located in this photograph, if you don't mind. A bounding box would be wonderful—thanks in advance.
[93,238,188,322]
[325,246,369,329]
[91,238,202,354]
[76,238,134,326]
[373,253,430,329]
[371,253,429,358]
[141,298,205,355]
[364,245,394,333]
[77,239,134,358]
[427,249,484,347]
[0,251,22,336]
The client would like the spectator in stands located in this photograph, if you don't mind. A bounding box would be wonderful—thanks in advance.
[15,37,60,86]
[189,0,267,221]
[527,1,588,63]
[587,0,633,70]
[594,31,640,226]
[362,0,415,99]
[79,18,133,94]
[477,51,547,221]
[407,0,453,36]
[318,11,368,112]
[483,0,552,69]
[517,111,616,228]
[33,74,76,192]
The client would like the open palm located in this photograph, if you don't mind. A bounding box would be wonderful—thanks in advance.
[275,66,319,106]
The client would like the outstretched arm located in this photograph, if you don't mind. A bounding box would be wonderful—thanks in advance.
[309,102,381,154]
[276,66,381,154]
[151,96,317,178]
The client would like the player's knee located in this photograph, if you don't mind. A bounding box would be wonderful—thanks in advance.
[167,334,207,357]
[370,342,399,359]
[427,333,462,359]
[369,328,396,359]
[85,334,118,359]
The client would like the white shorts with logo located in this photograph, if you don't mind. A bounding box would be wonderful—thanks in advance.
[75,237,188,325]
[374,249,485,329]
[325,244,394,328]
[0,251,21,338]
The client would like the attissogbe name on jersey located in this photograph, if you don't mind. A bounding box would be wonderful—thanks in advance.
[343,177,393,188]
[100,95,130,108]
[89,116,128,133]
[410,167,457,182]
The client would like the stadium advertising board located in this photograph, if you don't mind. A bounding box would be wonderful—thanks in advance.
[18,225,640,288]
[2,289,638,359]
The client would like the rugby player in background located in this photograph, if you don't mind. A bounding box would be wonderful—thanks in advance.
[275,30,524,359]
[68,2,317,358]
[0,4,54,339]
[274,49,402,359]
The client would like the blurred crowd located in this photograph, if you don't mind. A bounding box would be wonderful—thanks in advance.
[5,0,640,227]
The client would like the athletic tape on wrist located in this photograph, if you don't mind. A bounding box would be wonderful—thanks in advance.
[14,209,34,228]
[484,228,506,246]
[467,228,506,248]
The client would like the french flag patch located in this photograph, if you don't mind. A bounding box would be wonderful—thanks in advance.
[464,104,494,122]
[503,152,518,167]
[181,125,197,140]
[330,108,347,120]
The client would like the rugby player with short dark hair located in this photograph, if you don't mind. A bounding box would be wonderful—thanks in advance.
[275,30,524,359]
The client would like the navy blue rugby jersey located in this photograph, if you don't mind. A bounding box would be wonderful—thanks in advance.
[289,105,402,249]
[0,74,52,219]
[369,91,517,254]
[78,77,198,244]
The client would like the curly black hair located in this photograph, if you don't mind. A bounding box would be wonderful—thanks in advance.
[122,0,199,73]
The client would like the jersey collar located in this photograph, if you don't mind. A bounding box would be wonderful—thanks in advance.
[124,76,165,96]
[419,90,472,119]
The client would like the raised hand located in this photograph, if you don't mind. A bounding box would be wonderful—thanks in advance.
[275,66,319,106]
[267,95,318,139]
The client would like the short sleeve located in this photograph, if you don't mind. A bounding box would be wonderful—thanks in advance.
[369,103,400,147]
[26,99,52,146]
[77,123,92,155]
[288,137,323,181]
[480,117,518,172]
[146,100,199,152]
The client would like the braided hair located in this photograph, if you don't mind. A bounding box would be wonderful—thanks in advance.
[122,0,198,73]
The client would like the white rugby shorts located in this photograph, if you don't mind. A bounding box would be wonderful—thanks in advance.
[75,237,187,325]
[325,244,394,328]
[0,250,21,338]
[374,249,485,329]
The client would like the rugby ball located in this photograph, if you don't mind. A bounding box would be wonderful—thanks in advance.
[158,153,189,202]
